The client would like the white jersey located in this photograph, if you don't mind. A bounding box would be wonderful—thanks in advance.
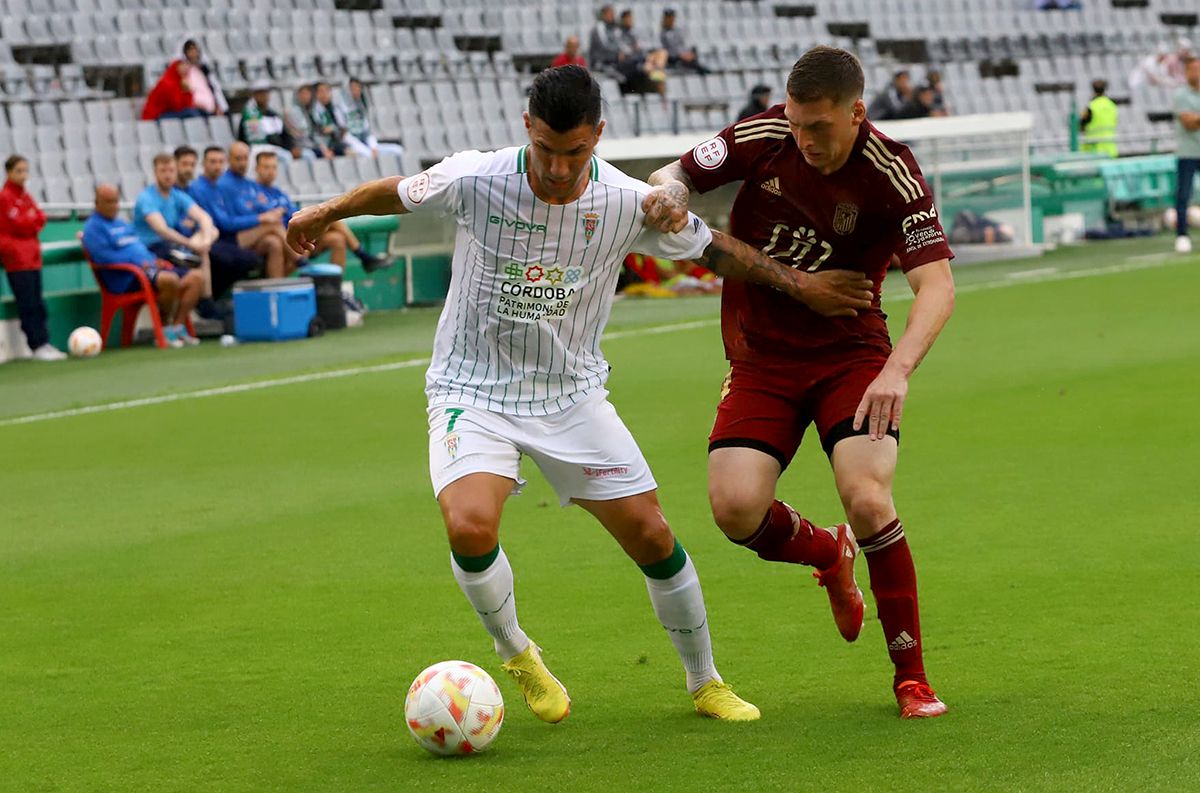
[397,145,713,416]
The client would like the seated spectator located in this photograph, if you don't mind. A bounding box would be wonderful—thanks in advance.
[179,39,227,117]
[926,69,949,116]
[338,78,405,159]
[737,84,772,121]
[142,60,204,121]
[660,8,707,74]
[82,184,203,347]
[178,146,263,298]
[1130,44,1174,90]
[0,155,65,361]
[868,70,912,121]
[617,9,668,95]
[552,35,587,69]
[174,145,198,190]
[220,142,303,277]
[309,82,350,157]
[133,153,218,304]
[896,84,937,119]
[253,150,390,272]
[285,84,327,160]
[588,5,622,73]
[238,81,295,162]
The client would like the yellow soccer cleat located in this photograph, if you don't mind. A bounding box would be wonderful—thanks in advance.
[692,681,761,721]
[500,643,571,724]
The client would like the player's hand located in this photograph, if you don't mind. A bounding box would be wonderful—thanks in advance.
[186,236,211,255]
[641,182,690,234]
[801,270,875,317]
[286,205,330,256]
[853,365,908,441]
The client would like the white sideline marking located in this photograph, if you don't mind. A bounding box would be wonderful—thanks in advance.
[1007,266,1058,279]
[0,255,1184,429]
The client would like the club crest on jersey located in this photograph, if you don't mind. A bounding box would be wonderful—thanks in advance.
[833,202,859,235]
[582,212,600,244]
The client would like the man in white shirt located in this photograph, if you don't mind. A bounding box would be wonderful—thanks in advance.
[286,66,873,724]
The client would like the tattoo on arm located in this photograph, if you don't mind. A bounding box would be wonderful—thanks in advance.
[695,231,801,295]
[648,160,695,193]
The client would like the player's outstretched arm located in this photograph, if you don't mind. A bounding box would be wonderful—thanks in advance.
[853,259,955,441]
[643,161,694,234]
[287,176,407,256]
[697,231,875,317]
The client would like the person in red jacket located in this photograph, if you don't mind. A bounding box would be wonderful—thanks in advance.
[141,58,204,121]
[1,155,66,361]
[551,35,587,68]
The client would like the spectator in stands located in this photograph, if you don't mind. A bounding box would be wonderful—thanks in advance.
[0,155,65,361]
[142,60,205,121]
[174,146,198,190]
[1129,44,1174,91]
[179,39,227,118]
[220,143,302,277]
[588,5,622,73]
[338,78,405,159]
[286,85,328,160]
[617,10,668,94]
[1035,0,1081,9]
[1079,79,1119,158]
[253,150,389,272]
[896,84,938,119]
[736,84,772,121]
[660,8,707,74]
[868,70,912,121]
[181,146,266,297]
[82,184,203,347]
[553,35,587,69]
[926,69,949,116]
[133,153,218,303]
[1172,56,1200,254]
[238,81,295,162]
[309,82,350,157]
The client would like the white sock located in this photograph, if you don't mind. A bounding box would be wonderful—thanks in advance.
[644,554,721,694]
[451,547,530,662]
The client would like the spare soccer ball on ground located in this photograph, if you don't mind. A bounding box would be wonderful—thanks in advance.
[68,326,102,358]
[404,660,504,756]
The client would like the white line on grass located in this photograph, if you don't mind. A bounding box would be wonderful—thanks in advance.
[0,254,1186,429]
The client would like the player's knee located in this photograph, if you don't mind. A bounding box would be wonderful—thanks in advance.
[842,485,895,533]
[626,511,674,565]
[709,488,767,538]
[443,510,501,556]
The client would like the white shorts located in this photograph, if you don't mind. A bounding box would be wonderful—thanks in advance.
[427,392,657,507]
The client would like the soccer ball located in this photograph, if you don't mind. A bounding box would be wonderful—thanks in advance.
[404,660,504,756]
[67,326,102,358]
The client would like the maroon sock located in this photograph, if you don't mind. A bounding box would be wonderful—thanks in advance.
[860,519,927,687]
[735,500,839,569]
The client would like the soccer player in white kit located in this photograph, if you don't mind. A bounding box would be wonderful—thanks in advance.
[288,66,875,723]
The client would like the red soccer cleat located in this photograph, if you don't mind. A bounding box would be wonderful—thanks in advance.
[895,680,948,719]
[812,523,864,642]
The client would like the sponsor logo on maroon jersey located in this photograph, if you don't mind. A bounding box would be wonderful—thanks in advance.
[901,206,937,233]
[582,466,629,478]
[833,202,859,235]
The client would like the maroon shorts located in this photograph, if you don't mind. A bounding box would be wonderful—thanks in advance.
[708,348,899,469]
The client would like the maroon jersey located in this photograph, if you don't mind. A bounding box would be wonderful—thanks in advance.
[680,105,953,362]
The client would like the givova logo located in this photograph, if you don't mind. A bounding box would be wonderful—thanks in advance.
[489,215,547,234]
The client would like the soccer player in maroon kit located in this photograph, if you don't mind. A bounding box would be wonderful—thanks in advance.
[643,46,955,718]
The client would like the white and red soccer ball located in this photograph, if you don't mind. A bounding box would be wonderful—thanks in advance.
[67,326,102,358]
[405,660,504,756]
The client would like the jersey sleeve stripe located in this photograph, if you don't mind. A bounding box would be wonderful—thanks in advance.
[734,118,790,132]
[734,120,790,139]
[733,130,790,144]
[865,135,924,200]
[862,142,917,202]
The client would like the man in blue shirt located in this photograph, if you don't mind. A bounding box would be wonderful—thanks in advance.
[254,150,390,272]
[188,145,295,279]
[216,142,301,278]
[134,153,219,305]
[83,183,203,347]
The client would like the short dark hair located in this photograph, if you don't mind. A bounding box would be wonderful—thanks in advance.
[152,152,174,168]
[203,145,224,159]
[255,150,278,164]
[786,46,865,105]
[620,8,632,19]
[5,154,26,173]
[174,145,197,160]
[528,65,602,133]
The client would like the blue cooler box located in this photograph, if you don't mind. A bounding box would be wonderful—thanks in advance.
[232,278,317,341]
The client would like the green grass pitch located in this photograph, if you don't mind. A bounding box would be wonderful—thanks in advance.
[2,239,1198,792]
